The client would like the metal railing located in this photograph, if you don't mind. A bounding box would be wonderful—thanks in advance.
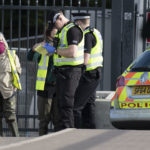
[0,0,108,136]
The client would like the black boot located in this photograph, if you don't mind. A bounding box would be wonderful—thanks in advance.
[0,118,3,136]
[8,121,19,137]
[39,121,48,136]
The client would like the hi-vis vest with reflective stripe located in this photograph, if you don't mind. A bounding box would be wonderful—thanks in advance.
[53,23,84,66]
[36,55,49,90]
[7,50,22,90]
[84,28,103,71]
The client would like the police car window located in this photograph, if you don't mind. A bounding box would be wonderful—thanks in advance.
[130,51,150,72]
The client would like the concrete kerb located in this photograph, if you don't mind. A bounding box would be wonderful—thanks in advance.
[0,91,115,150]
[0,129,75,150]
[95,91,115,129]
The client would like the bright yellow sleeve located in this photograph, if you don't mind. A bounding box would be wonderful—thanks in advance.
[34,44,48,55]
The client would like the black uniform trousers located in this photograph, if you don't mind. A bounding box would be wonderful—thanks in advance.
[55,67,82,130]
[74,67,101,129]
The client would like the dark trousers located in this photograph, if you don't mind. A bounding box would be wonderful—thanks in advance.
[50,95,60,132]
[37,95,52,136]
[55,67,82,130]
[74,67,101,129]
[0,92,19,136]
[82,93,96,129]
[37,84,56,135]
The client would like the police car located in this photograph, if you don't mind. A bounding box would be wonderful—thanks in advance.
[110,50,150,129]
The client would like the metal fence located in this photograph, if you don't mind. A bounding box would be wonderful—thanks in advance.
[143,0,150,50]
[0,0,109,136]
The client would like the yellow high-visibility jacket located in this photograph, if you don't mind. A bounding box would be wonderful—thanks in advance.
[53,22,84,66]
[84,28,103,71]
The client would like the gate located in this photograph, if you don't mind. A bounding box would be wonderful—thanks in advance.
[111,0,148,90]
[143,0,150,50]
[0,0,110,136]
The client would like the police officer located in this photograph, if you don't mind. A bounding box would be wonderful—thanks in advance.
[72,13,103,129]
[47,9,84,130]
[27,25,58,135]
[0,32,22,136]
[141,18,150,40]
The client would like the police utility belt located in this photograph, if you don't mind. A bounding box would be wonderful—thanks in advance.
[54,65,83,79]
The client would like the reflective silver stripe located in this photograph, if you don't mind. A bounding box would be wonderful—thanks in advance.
[66,23,74,29]
[73,16,90,20]
[59,45,84,50]
[12,71,20,83]
[53,13,61,23]
[60,23,74,45]
[37,77,46,81]
[17,80,21,83]
[9,50,16,59]
[38,66,47,70]
[37,56,48,85]
[61,29,66,45]
[60,44,66,48]
[84,28,90,33]
[94,30,103,43]
[86,61,102,68]
[55,55,83,62]
[9,50,13,57]
[90,53,102,59]
[38,56,48,70]
[43,55,47,66]
[13,70,17,74]
[78,46,84,51]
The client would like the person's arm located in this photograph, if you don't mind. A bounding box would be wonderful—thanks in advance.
[57,45,78,58]
[57,26,82,58]
[84,53,90,65]
[84,32,95,65]
[27,48,41,62]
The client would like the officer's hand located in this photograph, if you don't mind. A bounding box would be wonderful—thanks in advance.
[43,42,55,53]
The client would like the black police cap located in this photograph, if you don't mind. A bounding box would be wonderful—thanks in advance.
[72,12,90,21]
[47,9,62,30]
[48,9,62,25]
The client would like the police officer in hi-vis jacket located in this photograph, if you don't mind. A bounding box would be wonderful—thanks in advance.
[72,13,103,129]
[46,9,84,131]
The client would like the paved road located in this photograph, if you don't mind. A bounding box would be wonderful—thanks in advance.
[0,128,150,150]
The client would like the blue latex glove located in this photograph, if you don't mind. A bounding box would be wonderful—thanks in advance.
[43,42,55,53]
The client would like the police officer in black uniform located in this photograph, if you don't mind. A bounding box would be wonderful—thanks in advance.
[47,9,84,131]
[72,13,103,129]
